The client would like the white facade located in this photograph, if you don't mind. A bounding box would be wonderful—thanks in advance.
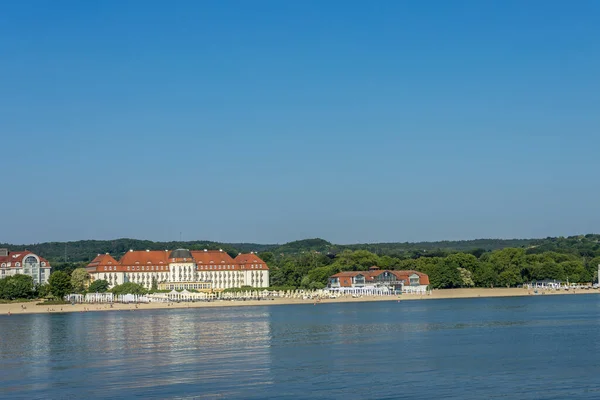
[94,266,270,290]
[0,250,51,285]
[196,268,269,289]
[170,262,197,283]
[88,250,269,290]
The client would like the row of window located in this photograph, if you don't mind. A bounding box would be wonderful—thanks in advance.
[163,283,211,290]
[198,264,265,270]
[102,264,267,272]
[103,265,169,271]
[1,261,47,268]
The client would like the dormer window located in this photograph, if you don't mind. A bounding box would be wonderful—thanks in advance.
[1,263,5,268]
[15,262,20,267]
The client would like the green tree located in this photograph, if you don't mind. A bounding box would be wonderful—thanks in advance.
[71,268,89,293]
[473,262,498,288]
[300,264,341,288]
[586,256,600,283]
[445,253,479,272]
[48,271,73,299]
[458,268,475,287]
[378,255,402,269]
[111,282,147,295]
[333,250,380,271]
[498,269,522,287]
[11,275,35,299]
[258,251,274,264]
[537,262,565,281]
[151,276,158,291]
[35,283,51,299]
[300,275,311,288]
[561,261,587,283]
[484,248,526,274]
[0,275,35,300]
[88,279,110,293]
[422,258,461,289]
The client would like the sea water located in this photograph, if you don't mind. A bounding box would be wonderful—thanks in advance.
[1,295,600,399]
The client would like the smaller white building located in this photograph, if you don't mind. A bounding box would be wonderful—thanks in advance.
[0,248,52,285]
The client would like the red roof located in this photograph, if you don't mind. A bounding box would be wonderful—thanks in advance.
[191,250,235,265]
[392,270,430,285]
[330,271,368,278]
[0,250,51,268]
[330,269,429,286]
[85,250,267,273]
[86,254,120,272]
[234,253,268,269]
[120,250,170,266]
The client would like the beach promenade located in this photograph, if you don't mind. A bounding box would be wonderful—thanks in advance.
[1,287,597,316]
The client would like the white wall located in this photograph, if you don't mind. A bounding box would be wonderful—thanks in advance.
[92,266,270,289]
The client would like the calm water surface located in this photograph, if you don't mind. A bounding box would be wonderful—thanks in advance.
[1,295,600,399]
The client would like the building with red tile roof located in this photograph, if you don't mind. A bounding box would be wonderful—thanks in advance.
[87,248,269,290]
[0,248,51,284]
[329,267,429,291]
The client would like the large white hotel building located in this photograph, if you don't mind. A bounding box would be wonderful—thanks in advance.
[86,248,269,290]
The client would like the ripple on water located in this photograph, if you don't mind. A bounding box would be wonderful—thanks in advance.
[1,296,600,399]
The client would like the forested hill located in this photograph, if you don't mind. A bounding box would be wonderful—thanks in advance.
[0,239,273,263]
[3,234,599,264]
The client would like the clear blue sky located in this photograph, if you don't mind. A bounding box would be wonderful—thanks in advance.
[1,0,599,245]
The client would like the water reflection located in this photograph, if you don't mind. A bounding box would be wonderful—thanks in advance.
[0,308,273,399]
[1,296,600,399]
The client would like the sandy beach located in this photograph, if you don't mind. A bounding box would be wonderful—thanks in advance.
[1,287,597,316]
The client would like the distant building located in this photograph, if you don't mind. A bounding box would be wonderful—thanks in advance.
[86,248,269,290]
[0,248,51,284]
[328,266,429,291]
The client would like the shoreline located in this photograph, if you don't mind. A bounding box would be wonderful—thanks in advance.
[1,288,597,316]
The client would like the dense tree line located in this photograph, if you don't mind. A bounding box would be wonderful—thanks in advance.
[0,236,548,264]
[267,246,600,289]
[3,234,600,292]
[0,239,272,264]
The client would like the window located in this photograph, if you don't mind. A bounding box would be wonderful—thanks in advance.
[1,263,5,268]
[409,274,420,286]
[127,266,130,271]
[104,266,108,271]
[24,256,37,264]
[16,262,20,267]
[41,262,46,267]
